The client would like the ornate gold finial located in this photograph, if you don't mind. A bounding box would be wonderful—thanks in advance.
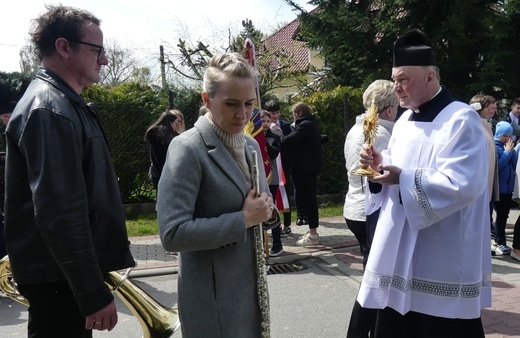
[352,101,380,178]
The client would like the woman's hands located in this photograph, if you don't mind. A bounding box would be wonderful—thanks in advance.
[243,189,274,228]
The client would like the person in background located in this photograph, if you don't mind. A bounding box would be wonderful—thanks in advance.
[261,110,283,256]
[5,5,135,336]
[0,81,16,259]
[0,82,14,128]
[265,100,294,234]
[157,53,278,337]
[469,94,499,248]
[352,29,491,337]
[276,102,322,246]
[172,109,185,133]
[505,97,520,142]
[493,121,518,255]
[144,111,180,189]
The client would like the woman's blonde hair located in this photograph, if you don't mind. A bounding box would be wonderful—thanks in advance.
[362,79,399,113]
[202,53,255,99]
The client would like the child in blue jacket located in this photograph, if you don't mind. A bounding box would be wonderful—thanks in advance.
[493,121,519,255]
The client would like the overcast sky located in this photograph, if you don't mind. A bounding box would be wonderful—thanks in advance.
[0,0,313,74]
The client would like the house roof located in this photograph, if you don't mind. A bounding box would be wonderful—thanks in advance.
[260,19,309,73]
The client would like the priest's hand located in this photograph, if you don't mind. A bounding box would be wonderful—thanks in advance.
[360,144,382,172]
[369,164,401,185]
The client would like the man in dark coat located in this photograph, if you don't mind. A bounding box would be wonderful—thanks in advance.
[5,5,134,336]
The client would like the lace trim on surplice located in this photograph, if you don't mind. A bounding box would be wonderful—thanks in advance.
[362,270,492,299]
[412,169,440,225]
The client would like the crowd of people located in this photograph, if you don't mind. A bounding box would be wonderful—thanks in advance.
[2,4,520,338]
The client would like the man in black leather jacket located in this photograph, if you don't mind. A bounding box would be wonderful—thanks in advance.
[4,5,134,336]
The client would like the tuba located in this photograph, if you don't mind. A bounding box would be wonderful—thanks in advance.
[0,255,180,338]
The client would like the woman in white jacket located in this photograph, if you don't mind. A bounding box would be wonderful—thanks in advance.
[343,79,399,268]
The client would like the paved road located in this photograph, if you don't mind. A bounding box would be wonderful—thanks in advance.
[2,211,520,337]
[0,257,358,337]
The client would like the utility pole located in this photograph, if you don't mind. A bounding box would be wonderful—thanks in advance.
[159,45,167,90]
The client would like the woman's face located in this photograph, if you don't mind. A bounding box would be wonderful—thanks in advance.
[204,76,256,134]
[170,118,181,132]
[482,102,496,119]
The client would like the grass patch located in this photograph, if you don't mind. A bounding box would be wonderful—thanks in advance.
[126,203,344,237]
[318,203,343,218]
[126,213,158,237]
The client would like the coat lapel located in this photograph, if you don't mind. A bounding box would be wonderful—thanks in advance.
[195,117,250,197]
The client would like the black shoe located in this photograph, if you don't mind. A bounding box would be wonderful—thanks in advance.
[270,246,283,257]
[296,218,304,226]
[302,218,309,225]
[280,227,292,238]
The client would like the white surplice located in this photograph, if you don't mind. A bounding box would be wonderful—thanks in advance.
[357,101,492,320]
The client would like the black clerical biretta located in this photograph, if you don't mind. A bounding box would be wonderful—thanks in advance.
[393,29,435,67]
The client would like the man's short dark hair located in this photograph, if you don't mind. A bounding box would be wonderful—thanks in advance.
[264,100,280,112]
[512,98,520,107]
[30,5,101,60]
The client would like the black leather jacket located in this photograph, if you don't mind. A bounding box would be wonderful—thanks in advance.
[4,68,135,316]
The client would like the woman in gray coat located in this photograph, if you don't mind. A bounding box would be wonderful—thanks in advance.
[157,53,276,338]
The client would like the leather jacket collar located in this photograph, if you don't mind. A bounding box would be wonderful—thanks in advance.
[36,67,89,109]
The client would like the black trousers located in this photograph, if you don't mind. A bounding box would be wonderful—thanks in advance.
[494,193,512,245]
[18,281,93,338]
[345,219,368,267]
[367,306,484,338]
[269,185,282,248]
[291,170,319,229]
[365,209,379,265]
[345,209,380,270]
[282,167,293,227]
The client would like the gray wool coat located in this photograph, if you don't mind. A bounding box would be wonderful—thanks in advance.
[157,116,270,338]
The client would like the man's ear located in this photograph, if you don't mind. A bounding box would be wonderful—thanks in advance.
[427,70,435,83]
[55,38,70,59]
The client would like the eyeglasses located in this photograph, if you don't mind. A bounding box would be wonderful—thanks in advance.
[69,39,105,60]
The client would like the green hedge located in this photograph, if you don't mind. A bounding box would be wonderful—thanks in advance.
[83,83,168,202]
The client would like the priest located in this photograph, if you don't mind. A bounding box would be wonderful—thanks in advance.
[351,29,492,337]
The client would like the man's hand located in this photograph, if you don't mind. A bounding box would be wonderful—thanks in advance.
[270,124,283,135]
[360,144,383,172]
[369,164,402,185]
[85,300,118,331]
[505,139,515,152]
